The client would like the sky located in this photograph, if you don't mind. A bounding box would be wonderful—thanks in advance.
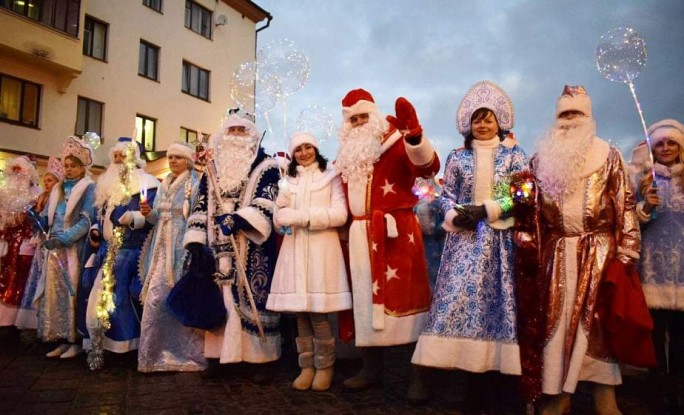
[252,0,683,171]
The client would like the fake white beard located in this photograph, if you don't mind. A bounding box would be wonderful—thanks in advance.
[213,134,257,195]
[536,117,596,201]
[0,175,36,229]
[95,163,125,209]
[335,113,386,184]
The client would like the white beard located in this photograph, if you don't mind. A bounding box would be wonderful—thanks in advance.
[0,175,36,229]
[213,134,257,195]
[335,113,387,185]
[536,117,596,201]
[95,163,125,209]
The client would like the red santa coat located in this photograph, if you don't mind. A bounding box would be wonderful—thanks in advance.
[345,127,440,346]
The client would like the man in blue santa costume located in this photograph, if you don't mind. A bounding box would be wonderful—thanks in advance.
[335,89,440,401]
[86,137,159,355]
[183,112,281,379]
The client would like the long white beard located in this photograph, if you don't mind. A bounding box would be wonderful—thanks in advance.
[335,114,386,184]
[95,163,126,209]
[213,135,257,195]
[0,175,36,229]
[536,117,596,201]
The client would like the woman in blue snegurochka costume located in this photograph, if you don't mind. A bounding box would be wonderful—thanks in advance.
[633,119,684,412]
[412,81,527,412]
[37,136,96,359]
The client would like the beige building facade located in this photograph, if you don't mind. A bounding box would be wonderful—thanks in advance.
[0,0,270,175]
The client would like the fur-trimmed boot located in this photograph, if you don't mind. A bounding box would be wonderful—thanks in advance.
[343,347,384,390]
[312,337,336,391]
[593,384,622,415]
[293,336,315,390]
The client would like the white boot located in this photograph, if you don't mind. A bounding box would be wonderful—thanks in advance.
[46,344,70,358]
[60,344,83,359]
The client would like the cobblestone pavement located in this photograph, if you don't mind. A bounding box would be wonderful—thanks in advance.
[0,328,655,415]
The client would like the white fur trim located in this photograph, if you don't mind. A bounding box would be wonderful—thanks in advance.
[167,143,194,163]
[288,131,319,154]
[412,335,521,374]
[183,227,207,247]
[483,199,502,223]
[648,119,684,149]
[380,129,403,155]
[642,284,684,310]
[556,93,592,118]
[235,205,271,245]
[580,137,610,178]
[384,213,398,238]
[405,136,436,167]
[47,177,94,227]
[130,211,146,230]
[372,304,385,330]
[342,100,377,121]
[118,211,132,226]
[442,209,464,233]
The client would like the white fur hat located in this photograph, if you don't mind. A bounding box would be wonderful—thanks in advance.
[556,85,592,118]
[288,131,319,154]
[647,119,684,150]
[166,142,194,167]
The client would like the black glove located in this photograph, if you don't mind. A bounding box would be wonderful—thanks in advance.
[186,242,205,265]
[43,238,65,250]
[453,205,487,230]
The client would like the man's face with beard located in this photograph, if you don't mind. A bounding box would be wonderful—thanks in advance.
[335,112,385,184]
[536,110,596,200]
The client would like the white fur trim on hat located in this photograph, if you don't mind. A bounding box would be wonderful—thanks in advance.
[556,86,593,118]
[647,119,684,149]
[288,131,319,154]
[167,143,194,164]
[342,100,378,121]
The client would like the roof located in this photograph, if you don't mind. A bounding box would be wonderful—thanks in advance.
[221,0,271,23]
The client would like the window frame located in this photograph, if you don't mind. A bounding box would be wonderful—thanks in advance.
[75,96,104,137]
[180,127,198,144]
[1,0,81,37]
[138,40,160,81]
[142,0,162,13]
[0,73,41,129]
[181,61,210,101]
[83,15,108,61]
[184,0,212,39]
[136,114,157,152]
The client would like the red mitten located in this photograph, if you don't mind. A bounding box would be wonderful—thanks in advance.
[386,115,399,129]
[395,97,423,137]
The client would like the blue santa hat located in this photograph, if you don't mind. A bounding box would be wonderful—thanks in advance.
[111,136,146,167]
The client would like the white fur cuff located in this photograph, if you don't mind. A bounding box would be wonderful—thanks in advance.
[130,211,146,230]
[483,199,502,223]
[372,304,385,330]
[405,137,436,167]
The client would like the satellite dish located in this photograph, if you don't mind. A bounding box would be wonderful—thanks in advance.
[215,14,227,26]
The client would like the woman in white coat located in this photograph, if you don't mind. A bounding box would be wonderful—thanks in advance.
[267,131,351,391]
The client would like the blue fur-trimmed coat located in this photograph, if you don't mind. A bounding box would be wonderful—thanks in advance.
[184,148,281,362]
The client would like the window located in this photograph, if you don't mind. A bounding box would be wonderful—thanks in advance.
[76,97,103,136]
[182,61,209,101]
[1,0,81,37]
[135,114,156,152]
[139,40,160,81]
[184,0,211,39]
[142,0,162,13]
[0,73,41,128]
[83,16,108,60]
[180,127,197,144]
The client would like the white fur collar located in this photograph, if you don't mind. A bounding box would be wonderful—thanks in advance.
[162,169,189,195]
[654,162,683,178]
[380,129,403,155]
[48,176,94,226]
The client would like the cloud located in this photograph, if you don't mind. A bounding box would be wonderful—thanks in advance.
[254,0,684,168]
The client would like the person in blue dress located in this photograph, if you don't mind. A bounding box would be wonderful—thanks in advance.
[412,81,527,411]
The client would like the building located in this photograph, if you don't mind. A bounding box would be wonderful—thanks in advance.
[0,0,271,175]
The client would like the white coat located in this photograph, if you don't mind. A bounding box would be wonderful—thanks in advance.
[267,163,351,313]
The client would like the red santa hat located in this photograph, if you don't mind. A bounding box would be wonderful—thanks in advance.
[341,88,378,121]
[556,85,592,118]
[288,131,319,155]
[647,118,684,150]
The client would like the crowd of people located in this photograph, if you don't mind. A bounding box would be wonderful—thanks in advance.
[0,83,682,415]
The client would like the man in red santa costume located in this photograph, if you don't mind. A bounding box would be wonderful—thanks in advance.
[335,89,440,400]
